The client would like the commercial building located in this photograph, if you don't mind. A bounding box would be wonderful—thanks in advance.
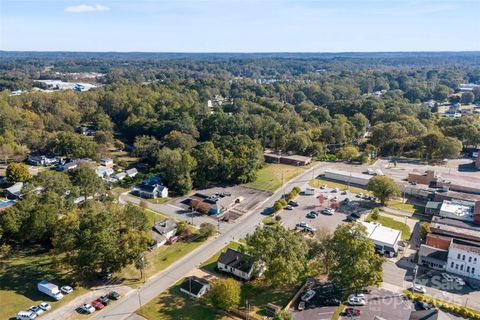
[438,200,474,222]
[360,221,402,257]
[446,239,480,280]
[324,169,372,186]
[418,244,448,270]
[264,150,312,166]
[408,170,480,195]
[430,216,480,243]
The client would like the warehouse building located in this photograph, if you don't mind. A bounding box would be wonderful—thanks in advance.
[324,169,372,186]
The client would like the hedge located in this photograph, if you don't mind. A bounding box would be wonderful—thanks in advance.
[403,290,480,319]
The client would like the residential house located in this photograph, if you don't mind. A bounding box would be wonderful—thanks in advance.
[150,219,177,248]
[27,155,57,166]
[217,248,257,280]
[132,184,168,199]
[126,168,138,177]
[113,172,127,181]
[179,276,210,298]
[95,165,114,178]
[100,158,114,168]
[5,182,24,199]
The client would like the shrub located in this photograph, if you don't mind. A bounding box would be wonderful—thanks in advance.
[370,208,380,220]
[275,215,282,222]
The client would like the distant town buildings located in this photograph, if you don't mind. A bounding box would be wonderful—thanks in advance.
[264,150,312,166]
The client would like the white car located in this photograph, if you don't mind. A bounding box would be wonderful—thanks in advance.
[28,306,44,316]
[61,285,73,294]
[80,304,96,314]
[320,185,327,189]
[412,284,426,293]
[301,289,316,302]
[16,311,37,320]
[38,302,51,311]
[453,276,465,286]
[348,293,365,300]
[348,297,366,306]
[441,273,453,282]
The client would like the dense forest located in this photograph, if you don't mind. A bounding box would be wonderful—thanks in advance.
[1,52,480,194]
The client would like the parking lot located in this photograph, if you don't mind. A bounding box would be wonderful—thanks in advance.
[279,185,372,233]
[339,288,413,320]
[292,281,344,320]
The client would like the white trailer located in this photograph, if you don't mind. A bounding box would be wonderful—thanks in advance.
[37,280,64,300]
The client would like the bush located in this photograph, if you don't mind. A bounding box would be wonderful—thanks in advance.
[273,199,288,212]
[275,215,282,222]
[208,278,241,311]
[370,208,380,220]
[199,223,216,239]
[315,154,337,162]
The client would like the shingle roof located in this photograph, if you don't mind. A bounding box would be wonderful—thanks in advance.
[179,276,209,296]
[153,219,177,235]
[217,248,253,273]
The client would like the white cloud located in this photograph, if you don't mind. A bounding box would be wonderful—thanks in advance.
[65,4,110,13]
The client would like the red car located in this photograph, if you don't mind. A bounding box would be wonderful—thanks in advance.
[344,307,361,316]
[91,300,105,310]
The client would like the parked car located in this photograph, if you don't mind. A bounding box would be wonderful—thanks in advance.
[98,295,111,305]
[306,212,317,219]
[322,208,334,215]
[356,193,363,198]
[80,304,96,314]
[92,300,105,310]
[320,185,327,189]
[297,301,306,311]
[97,271,112,280]
[344,307,361,317]
[296,222,309,230]
[289,201,299,207]
[60,285,73,294]
[441,273,453,282]
[16,311,37,320]
[28,306,44,316]
[346,214,358,222]
[411,284,426,293]
[341,190,348,195]
[332,188,339,193]
[453,276,465,286]
[38,303,51,311]
[467,280,480,290]
[416,300,431,310]
[285,205,293,210]
[108,291,121,300]
[348,297,366,306]
[301,289,316,302]
[305,226,317,233]
[342,198,350,204]
[322,298,341,306]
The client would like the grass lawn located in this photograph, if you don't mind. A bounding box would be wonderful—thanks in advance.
[200,241,244,274]
[118,233,207,287]
[366,213,412,241]
[137,282,232,320]
[0,247,88,320]
[387,199,424,214]
[144,209,169,226]
[240,280,298,317]
[309,178,372,195]
[244,164,305,192]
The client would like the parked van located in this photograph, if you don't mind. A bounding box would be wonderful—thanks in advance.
[16,311,37,320]
[37,280,64,300]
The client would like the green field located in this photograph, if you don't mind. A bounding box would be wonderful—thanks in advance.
[244,163,305,192]
[387,199,424,214]
[136,282,232,320]
[0,247,88,320]
[309,178,373,195]
[118,232,206,287]
[366,213,412,240]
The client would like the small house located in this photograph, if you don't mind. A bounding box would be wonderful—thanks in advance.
[150,219,177,248]
[100,158,114,168]
[27,155,57,166]
[126,168,138,178]
[95,165,115,178]
[217,248,257,280]
[132,184,168,199]
[179,276,210,298]
[113,172,127,181]
[5,182,24,199]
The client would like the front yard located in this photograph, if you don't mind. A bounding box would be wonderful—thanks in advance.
[386,199,424,214]
[0,247,88,320]
[244,163,305,192]
[136,281,233,320]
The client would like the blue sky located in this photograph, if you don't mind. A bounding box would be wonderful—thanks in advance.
[0,0,479,52]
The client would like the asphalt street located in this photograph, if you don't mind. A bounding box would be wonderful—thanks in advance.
[90,162,328,320]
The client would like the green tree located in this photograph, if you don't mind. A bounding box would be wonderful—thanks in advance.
[273,310,294,320]
[71,166,105,199]
[336,145,359,161]
[367,176,400,205]
[422,132,444,161]
[208,278,241,311]
[461,92,474,104]
[327,223,384,291]
[6,162,31,183]
[246,225,308,287]
[420,222,431,241]
[432,137,462,161]
[153,148,196,195]
[370,208,380,220]
[199,222,216,239]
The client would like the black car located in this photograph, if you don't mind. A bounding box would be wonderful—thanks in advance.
[108,291,121,300]
[97,271,112,280]
[98,295,110,305]
[289,201,299,207]
[346,214,358,222]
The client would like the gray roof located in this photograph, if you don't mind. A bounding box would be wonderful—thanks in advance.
[126,168,138,176]
[153,219,177,236]
[418,244,448,262]
[6,182,23,196]
[217,248,254,273]
[180,276,209,296]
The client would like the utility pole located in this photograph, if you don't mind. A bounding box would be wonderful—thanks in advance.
[137,290,142,308]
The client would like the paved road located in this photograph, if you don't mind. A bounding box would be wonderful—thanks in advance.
[90,162,328,320]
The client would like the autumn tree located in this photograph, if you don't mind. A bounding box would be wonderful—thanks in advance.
[208,278,241,311]
[6,162,31,183]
